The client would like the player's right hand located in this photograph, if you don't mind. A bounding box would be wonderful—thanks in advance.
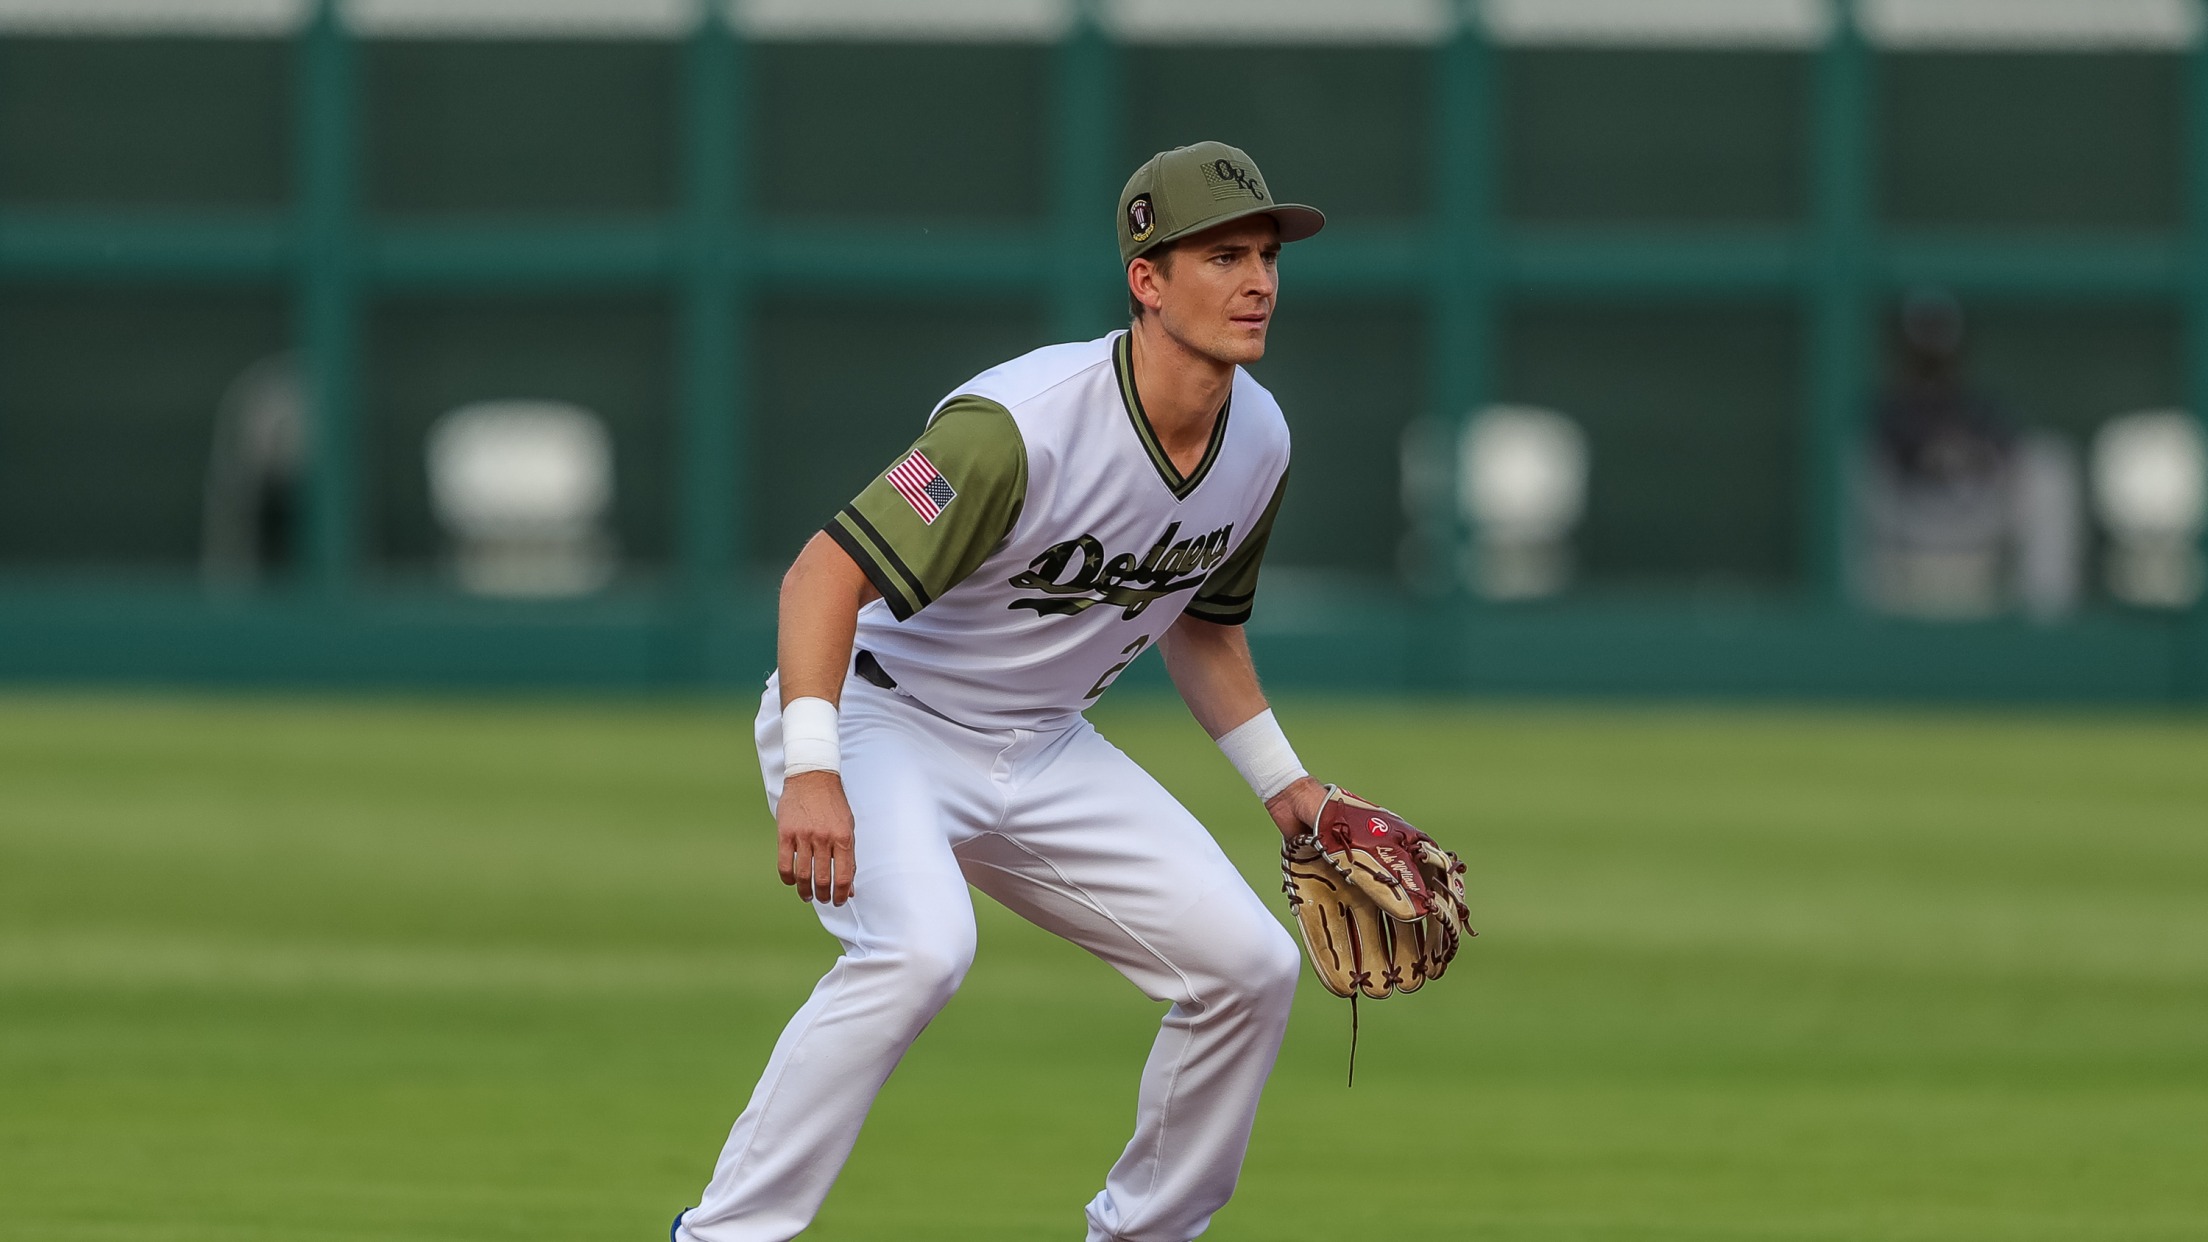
[777,771,857,905]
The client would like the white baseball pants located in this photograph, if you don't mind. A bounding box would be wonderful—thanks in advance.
[675,671,1300,1242]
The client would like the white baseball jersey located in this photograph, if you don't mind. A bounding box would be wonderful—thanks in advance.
[823,330,1291,732]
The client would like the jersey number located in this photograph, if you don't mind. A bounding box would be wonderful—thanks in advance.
[1085,636,1152,699]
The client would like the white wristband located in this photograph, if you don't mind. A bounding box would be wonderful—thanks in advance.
[782,696,841,777]
[1216,709,1306,802]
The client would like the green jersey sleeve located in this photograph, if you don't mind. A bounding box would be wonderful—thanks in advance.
[1184,469,1288,626]
[825,397,1028,621]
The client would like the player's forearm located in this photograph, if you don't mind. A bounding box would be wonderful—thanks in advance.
[1160,615,1270,740]
[1165,615,1322,830]
[777,533,881,707]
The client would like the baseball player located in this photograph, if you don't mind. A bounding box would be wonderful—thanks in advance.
[674,142,1334,1242]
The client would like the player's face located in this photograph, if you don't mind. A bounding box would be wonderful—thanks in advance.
[1150,216,1282,367]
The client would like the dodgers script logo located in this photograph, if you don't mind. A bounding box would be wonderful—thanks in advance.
[1007,521,1233,619]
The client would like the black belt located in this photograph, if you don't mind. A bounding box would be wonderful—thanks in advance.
[854,649,898,691]
[852,649,962,725]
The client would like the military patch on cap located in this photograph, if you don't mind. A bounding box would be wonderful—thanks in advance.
[1201,157,1267,203]
[1127,194,1155,243]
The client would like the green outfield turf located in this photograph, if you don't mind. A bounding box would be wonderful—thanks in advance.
[1,694,2203,1241]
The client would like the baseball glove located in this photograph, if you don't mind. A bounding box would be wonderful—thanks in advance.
[1282,785,1473,1001]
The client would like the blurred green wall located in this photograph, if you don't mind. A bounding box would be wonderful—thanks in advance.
[0,19,2202,697]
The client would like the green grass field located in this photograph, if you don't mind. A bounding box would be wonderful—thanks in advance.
[1,694,2203,1241]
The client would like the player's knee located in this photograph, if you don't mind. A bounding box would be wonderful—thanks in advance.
[1206,917,1300,1012]
[1248,921,1303,1002]
[883,933,975,1012]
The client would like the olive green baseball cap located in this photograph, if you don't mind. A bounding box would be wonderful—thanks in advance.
[1118,141,1325,266]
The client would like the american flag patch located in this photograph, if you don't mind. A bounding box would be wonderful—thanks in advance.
[886,450,956,524]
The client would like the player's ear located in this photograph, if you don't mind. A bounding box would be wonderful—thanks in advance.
[1127,256,1167,318]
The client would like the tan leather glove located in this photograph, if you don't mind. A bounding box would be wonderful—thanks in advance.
[1282,785,1473,1000]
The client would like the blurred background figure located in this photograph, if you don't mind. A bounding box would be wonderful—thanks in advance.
[1858,288,2083,620]
[426,400,617,598]
[200,353,306,589]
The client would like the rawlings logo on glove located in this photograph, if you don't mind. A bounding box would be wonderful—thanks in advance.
[1281,785,1473,1001]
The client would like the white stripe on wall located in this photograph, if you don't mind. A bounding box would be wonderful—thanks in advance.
[1485,0,1830,49]
[1860,0,2200,50]
[0,0,305,35]
[2,0,2201,48]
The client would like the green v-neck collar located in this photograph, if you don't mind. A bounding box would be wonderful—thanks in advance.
[1113,331,1231,502]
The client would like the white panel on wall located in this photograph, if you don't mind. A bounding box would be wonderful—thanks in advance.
[737,0,1071,42]
[1484,0,1829,48]
[1861,0,2200,50]
[0,0,306,35]
[1106,0,1454,45]
[346,0,699,39]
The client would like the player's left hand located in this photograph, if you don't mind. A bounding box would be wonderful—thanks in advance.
[1280,785,1474,1000]
[1262,775,1326,839]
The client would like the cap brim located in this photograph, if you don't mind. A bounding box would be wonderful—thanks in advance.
[1138,202,1327,261]
[1265,204,1327,244]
